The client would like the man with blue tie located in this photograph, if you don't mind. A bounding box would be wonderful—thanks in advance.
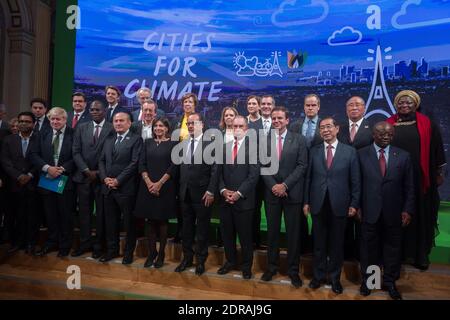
[303,117,361,294]
[358,122,414,300]
[289,94,322,148]
[1,112,39,254]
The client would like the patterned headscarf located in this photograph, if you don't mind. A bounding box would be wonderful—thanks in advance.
[394,90,421,111]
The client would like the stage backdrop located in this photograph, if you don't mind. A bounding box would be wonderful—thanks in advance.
[71,0,450,199]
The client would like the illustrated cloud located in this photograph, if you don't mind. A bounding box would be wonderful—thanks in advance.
[392,0,450,29]
[327,26,363,46]
[271,0,329,28]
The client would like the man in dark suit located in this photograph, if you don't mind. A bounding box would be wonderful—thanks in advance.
[131,88,165,122]
[67,92,92,129]
[217,116,260,279]
[175,113,218,276]
[260,107,308,288]
[72,100,113,258]
[338,96,373,261]
[0,104,11,243]
[358,121,414,300]
[131,100,156,141]
[289,94,322,148]
[29,107,75,258]
[105,86,129,123]
[30,98,51,135]
[303,117,361,294]
[99,112,142,264]
[1,112,39,254]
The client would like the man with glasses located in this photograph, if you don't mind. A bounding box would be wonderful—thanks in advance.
[131,88,165,123]
[303,117,361,295]
[72,101,113,258]
[1,112,39,254]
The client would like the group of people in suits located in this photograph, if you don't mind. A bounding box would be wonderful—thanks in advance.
[0,87,446,301]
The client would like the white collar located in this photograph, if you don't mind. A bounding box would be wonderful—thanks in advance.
[53,126,66,135]
[108,103,118,109]
[94,119,105,127]
[324,139,338,149]
[117,129,129,138]
[349,117,364,128]
[275,129,288,139]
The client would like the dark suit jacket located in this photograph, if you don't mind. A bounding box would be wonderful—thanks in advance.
[0,120,9,131]
[0,127,11,184]
[358,145,415,226]
[67,110,92,129]
[105,105,130,123]
[262,131,308,204]
[1,133,38,192]
[131,108,165,123]
[99,131,142,195]
[33,116,51,135]
[218,137,260,211]
[29,126,75,192]
[289,117,322,147]
[72,121,114,183]
[130,121,151,139]
[178,136,218,203]
[338,118,373,150]
[305,141,361,217]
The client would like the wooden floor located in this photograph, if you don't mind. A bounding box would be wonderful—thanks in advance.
[0,240,449,300]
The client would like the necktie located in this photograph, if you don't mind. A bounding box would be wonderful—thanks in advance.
[350,122,357,142]
[72,113,79,128]
[53,130,62,165]
[108,108,114,121]
[326,144,334,169]
[231,140,238,163]
[277,135,283,160]
[34,119,41,133]
[113,135,123,154]
[190,138,195,164]
[93,125,100,144]
[379,149,386,177]
[21,138,28,158]
[263,120,270,135]
[305,119,314,146]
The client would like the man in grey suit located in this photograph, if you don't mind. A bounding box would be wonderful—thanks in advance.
[289,94,322,148]
[217,116,260,279]
[99,112,142,264]
[303,117,361,294]
[358,122,414,300]
[67,92,92,129]
[131,88,165,122]
[261,106,308,288]
[72,100,113,258]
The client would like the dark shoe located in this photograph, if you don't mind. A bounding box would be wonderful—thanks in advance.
[122,253,133,265]
[413,263,429,271]
[154,252,165,268]
[331,281,343,294]
[144,256,155,268]
[261,270,277,282]
[309,278,321,289]
[383,284,402,300]
[289,274,303,288]
[99,252,119,263]
[360,282,371,296]
[92,251,102,259]
[242,270,252,280]
[217,263,234,275]
[175,259,193,272]
[36,246,57,257]
[7,246,21,254]
[25,245,35,255]
[71,248,89,257]
[195,263,205,276]
[57,249,70,258]
[172,235,181,244]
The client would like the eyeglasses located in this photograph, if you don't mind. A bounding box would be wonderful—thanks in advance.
[319,124,335,130]
[187,121,202,125]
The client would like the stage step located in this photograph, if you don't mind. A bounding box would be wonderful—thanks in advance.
[1,245,449,300]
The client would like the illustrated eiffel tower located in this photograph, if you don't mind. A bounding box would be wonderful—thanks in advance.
[364,43,396,123]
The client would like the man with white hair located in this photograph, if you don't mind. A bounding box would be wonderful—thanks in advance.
[29,107,75,258]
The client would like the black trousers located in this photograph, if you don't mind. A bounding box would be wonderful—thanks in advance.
[42,190,74,250]
[8,189,39,247]
[360,213,402,286]
[312,194,347,282]
[104,192,136,255]
[344,217,360,260]
[252,179,265,246]
[265,202,301,275]
[76,182,103,250]
[181,193,212,263]
[220,204,253,272]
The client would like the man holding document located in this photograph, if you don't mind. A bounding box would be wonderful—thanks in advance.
[29,107,74,257]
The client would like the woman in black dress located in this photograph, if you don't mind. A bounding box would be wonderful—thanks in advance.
[387,90,446,270]
[134,117,178,268]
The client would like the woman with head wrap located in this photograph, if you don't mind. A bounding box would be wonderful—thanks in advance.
[386,90,447,270]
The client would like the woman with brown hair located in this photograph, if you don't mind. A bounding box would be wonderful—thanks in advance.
[219,106,238,143]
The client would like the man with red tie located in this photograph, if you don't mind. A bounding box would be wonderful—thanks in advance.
[303,117,361,294]
[358,121,414,300]
[67,92,91,129]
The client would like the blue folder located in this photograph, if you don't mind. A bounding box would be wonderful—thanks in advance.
[38,173,68,194]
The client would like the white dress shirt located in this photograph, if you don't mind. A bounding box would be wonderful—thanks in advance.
[348,117,364,136]
[323,139,339,159]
